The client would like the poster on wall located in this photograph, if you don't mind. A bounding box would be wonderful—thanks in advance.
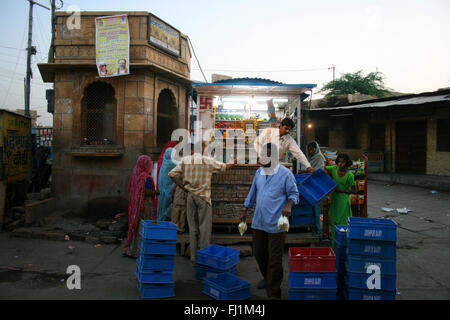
[95,14,130,77]
[149,14,181,56]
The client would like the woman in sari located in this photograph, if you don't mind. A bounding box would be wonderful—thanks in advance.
[123,155,159,258]
[157,148,179,221]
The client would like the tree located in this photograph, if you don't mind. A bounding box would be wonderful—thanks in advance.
[319,70,392,98]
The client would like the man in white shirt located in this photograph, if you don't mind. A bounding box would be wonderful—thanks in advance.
[254,118,316,174]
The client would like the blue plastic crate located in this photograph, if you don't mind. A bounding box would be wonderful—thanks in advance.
[288,288,337,300]
[334,245,347,262]
[136,265,173,283]
[138,239,177,255]
[289,272,337,289]
[298,195,309,206]
[137,253,175,271]
[346,256,397,275]
[346,272,397,291]
[140,221,178,241]
[336,260,347,276]
[197,245,240,270]
[202,273,251,300]
[292,204,314,216]
[290,214,315,226]
[347,239,397,259]
[137,281,175,299]
[294,168,336,206]
[347,217,397,242]
[334,225,348,247]
[345,287,396,300]
[196,264,237,280]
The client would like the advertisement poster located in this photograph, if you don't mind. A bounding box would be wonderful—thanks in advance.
[149,15,181,56]
[95,14,130,77]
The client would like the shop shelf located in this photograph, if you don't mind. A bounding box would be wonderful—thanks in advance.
[288,288,337,300]
[202,273,251,300]
[347,217,397,242]
[137,253,175,271]
[288,272,337,289]
[140,221,178,241]
[138,239,177,255]
[346,272,397,291]
[136,266,173,283]
[289,247,336,272]
[334,225,348,247]
[347,239,397,259]
[346,256,397,275]
[294,168,336,206]
[137,281,175,299]
[195,264,237,280]
[197,245,240,270]
[345,287,396,300]
[290,214,314,226]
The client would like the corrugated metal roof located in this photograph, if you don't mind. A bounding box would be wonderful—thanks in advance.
[192,78,316,96]
[310,94,450,111]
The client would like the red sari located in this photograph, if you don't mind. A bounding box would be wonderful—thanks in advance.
[124,155,156,258]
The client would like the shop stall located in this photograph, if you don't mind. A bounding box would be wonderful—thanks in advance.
[183,78,319,246]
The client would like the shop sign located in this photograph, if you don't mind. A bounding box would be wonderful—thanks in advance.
[149,15,181,56]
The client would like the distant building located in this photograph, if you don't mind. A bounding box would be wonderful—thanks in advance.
[303,88,450,176]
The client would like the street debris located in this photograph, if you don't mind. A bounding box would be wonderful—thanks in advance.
[430,190,438,194]
[381,207,412,215]
[397,208,412,215]
[95,244,101,247]
[64,235,70,241]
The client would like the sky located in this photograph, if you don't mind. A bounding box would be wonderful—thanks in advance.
[0,0,449,126]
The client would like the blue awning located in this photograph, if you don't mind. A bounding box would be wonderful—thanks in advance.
[192,77,316,96]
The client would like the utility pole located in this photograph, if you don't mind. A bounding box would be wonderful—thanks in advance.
[48,0,55,63]
[332,64,335,96]
[328,64,336,105]
[48,0,63,63]
[24,0,50,117]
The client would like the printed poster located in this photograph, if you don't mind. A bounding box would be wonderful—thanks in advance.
[95,14,130,77]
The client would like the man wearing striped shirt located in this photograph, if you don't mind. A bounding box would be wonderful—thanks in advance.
[168,141,234,265]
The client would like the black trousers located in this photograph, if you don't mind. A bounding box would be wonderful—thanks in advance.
[253,229,286,298]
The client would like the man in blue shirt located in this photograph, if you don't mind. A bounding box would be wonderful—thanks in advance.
[240,143,299,299]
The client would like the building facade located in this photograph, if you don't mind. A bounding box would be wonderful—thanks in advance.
[303,89,450,176]
[38,12,192,214]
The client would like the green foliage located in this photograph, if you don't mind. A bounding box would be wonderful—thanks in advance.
[319,70,392,98]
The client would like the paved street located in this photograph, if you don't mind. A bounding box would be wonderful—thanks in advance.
[0,180,449,300]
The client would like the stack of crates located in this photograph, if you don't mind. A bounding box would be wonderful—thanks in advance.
[288,247,338,300]
[345,217,397,300]
[290,202,315,226]
[198,245,250,300]
[293,169,337,229]
[334,225,349,300]
[136,221,178,299]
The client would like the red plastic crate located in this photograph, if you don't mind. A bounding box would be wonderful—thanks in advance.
[289,247,336,272]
